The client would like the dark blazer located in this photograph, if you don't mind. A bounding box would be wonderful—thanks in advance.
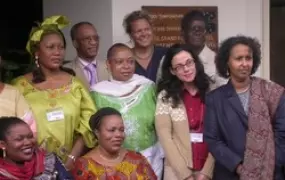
[204,81,285,180]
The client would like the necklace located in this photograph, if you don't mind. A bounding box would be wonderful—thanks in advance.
[133,46,154,60]
[99,153,120,162]
[99,151,121,162]
[236,85,250,94]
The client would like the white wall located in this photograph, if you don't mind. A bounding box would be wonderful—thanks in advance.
[43,0,113,61]
[43,0,269,78]
[112,0,266,77]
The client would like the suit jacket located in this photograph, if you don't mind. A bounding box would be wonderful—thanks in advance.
[155,90,214,180]
[64,58,109,89]
[204,81,285,180]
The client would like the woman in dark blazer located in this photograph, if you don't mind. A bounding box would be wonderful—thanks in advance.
[204,35,285,180]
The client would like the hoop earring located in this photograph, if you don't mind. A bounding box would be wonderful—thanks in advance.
[2,147,6,158]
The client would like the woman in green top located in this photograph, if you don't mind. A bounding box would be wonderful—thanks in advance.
[12,15,96,170]
[90,43,163,179]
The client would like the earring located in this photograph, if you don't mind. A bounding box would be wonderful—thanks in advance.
[2,147,6,158]
[35,56,39,68]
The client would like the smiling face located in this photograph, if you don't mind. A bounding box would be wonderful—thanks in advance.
[35,33,65,70]
[0,123,36,163]
[130,18,153,48]
[171,50,197,83]
[95,115,125,154]
[228,44,253,82]
[107,46,135,82]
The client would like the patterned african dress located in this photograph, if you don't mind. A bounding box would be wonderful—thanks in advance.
[72,151,157,180]
[11,76,97,162]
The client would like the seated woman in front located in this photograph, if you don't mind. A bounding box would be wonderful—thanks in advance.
[72,107,157,180]
[0,116,72,180]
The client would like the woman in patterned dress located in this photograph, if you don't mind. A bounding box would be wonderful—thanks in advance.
[72,107,157,180]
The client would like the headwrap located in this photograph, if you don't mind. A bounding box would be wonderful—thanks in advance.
[26,15,70,56]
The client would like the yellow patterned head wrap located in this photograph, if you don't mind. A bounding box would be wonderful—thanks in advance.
[26,15,70,56]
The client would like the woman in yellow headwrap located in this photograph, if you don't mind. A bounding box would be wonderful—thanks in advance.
[11,15,97,169]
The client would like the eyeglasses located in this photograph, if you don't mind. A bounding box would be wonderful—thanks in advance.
[80,35,100,44]
[188,26,206,34]
[172,59,195,73]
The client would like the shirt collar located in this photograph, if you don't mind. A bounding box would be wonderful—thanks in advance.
[78,57,97,67]
[183,87,200,97]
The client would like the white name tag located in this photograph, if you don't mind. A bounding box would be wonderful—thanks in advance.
[190,133,203,143]
[46,108,64,122]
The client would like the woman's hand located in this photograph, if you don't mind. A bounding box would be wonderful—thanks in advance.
[236,164,243,176]
[195,173,210,180]
[64,158,75,171]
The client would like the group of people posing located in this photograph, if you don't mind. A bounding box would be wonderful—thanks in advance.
[0,9,284,180]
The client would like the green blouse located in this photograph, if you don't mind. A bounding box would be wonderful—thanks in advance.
[91,84,157,152]
[12,76,96,161]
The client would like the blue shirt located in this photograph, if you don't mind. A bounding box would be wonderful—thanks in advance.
[135,46,168,82]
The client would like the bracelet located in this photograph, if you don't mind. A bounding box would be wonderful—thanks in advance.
[67,154,76,162]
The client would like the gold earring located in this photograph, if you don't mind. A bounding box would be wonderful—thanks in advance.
[2,147,6,158]
[35,60,39,68]
[35,56,40,68]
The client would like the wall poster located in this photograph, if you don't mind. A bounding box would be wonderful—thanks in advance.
[141,6,218,52]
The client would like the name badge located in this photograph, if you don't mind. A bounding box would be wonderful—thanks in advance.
[46,108,64,122]
[190,133,203,143]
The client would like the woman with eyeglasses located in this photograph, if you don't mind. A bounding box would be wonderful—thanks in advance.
[155,44,215,180]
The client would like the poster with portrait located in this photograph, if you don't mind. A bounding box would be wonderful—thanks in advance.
[141,6,218,52]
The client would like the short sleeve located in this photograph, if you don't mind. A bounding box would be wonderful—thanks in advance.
[11,76,29,95]
[15,90,37,135]
[10,77,37,135]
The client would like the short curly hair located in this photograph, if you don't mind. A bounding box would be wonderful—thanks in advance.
[123,10,152,35]
[181,10,206,33]
[216,35,261,78]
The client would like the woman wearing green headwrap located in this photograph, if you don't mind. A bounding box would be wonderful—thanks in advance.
[11,15,97,170]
